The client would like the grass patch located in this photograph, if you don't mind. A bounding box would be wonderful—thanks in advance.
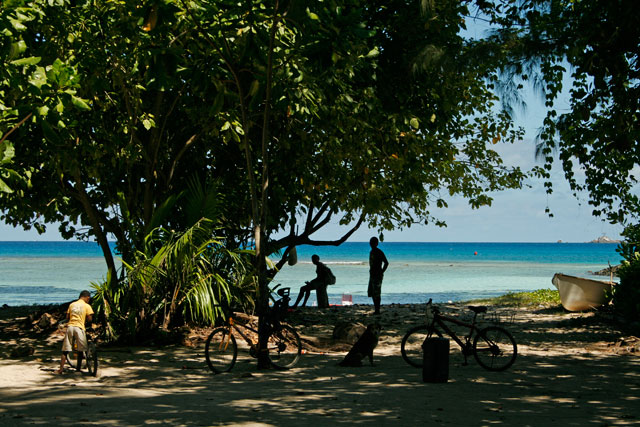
[468,289,562,308]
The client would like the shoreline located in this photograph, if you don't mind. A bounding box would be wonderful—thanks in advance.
[0,289,552,315]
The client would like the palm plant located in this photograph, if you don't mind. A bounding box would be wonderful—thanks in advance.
[92,178,257,342]
[129,219,246,329]
[93,219,255,341]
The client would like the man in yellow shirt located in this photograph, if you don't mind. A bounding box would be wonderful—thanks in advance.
[56,290,94,374]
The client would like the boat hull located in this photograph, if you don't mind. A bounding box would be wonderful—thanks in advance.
[552,273,612,311]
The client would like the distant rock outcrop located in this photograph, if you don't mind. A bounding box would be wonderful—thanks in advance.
[589,235,621,244]
[590,264,621,277]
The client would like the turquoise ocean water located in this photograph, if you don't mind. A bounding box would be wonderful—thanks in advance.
[0,241,622,306]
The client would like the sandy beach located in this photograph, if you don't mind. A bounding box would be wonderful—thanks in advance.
[1,302,639,426]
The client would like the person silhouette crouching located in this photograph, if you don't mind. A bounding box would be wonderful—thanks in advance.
[292,255,331,308]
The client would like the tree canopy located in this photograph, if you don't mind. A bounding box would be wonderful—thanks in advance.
[1,0,526,263]
[485,0,640,224]
[1,0,533,352]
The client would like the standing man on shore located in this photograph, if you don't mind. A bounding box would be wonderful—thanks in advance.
[368,237,389,315]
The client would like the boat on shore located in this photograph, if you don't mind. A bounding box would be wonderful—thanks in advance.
[552,273,613,311]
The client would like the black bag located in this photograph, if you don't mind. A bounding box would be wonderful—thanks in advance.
[326,266,336,285]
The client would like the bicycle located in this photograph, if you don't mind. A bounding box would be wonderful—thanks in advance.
[401,299,517,371]
[205,286,302,373]
[64,331,99,376]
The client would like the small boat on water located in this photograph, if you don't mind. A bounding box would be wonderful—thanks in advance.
[552,273,613,312]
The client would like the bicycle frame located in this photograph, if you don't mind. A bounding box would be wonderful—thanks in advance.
[65,333,98,375]
[219,310,285,357]
[228,317,259,351]
[429,310,484,363]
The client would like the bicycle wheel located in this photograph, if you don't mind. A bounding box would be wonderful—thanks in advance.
[86,342,98,376]
[65,351,80,370]
[473,326,517,371]
[267,324,301,369]
[400,325,442,368]
[205,328,237,373]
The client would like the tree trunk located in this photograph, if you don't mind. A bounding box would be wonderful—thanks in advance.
[255,228,272,369]
[70,172,119,340]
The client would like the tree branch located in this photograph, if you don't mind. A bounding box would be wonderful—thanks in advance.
[167,133,198,186]
[302,211,366,246]
[309,203,333,235]
[0,113,33,144]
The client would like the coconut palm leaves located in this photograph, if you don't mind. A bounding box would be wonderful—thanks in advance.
[93,218,255,341]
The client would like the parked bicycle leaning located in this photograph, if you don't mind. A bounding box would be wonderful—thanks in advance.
[205,285,302,373]
[401,299,517,372]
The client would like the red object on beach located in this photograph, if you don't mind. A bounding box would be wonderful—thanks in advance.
[474,251,478,256]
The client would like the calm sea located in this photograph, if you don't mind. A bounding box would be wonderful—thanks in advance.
[0,241,622,306]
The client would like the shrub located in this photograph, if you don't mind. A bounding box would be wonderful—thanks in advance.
[613,225,640,323]
[92,219,256,342]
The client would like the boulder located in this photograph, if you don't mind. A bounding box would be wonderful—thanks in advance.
[37,313,57,330]
[10,345,35,358]
[589,264,620,277]
[332,321,366,344]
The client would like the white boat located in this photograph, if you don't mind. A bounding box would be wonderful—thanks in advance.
[552,273,613,311]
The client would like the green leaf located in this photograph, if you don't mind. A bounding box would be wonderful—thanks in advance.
[71,96,91,111]
[0,141,15,164]
[29,66,47,88]
[248,80,259,96]
[9,19,27,31]
[37,106,49,117]
[0,176,14,193]
[211,92,224,115]
[9,41,27,58]
[366,47,379,58]
[410,117,420,129]
[306,8,319,20]
[40,120,61,144]
[10,56,41,66]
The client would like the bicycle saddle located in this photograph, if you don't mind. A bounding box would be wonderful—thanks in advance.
[468,305,487,314]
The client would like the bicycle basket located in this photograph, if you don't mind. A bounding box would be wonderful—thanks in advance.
[488,309,517,325]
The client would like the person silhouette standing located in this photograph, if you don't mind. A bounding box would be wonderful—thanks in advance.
[368,237,389,314]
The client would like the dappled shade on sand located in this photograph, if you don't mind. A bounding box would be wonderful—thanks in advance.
[1,303,639,425]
